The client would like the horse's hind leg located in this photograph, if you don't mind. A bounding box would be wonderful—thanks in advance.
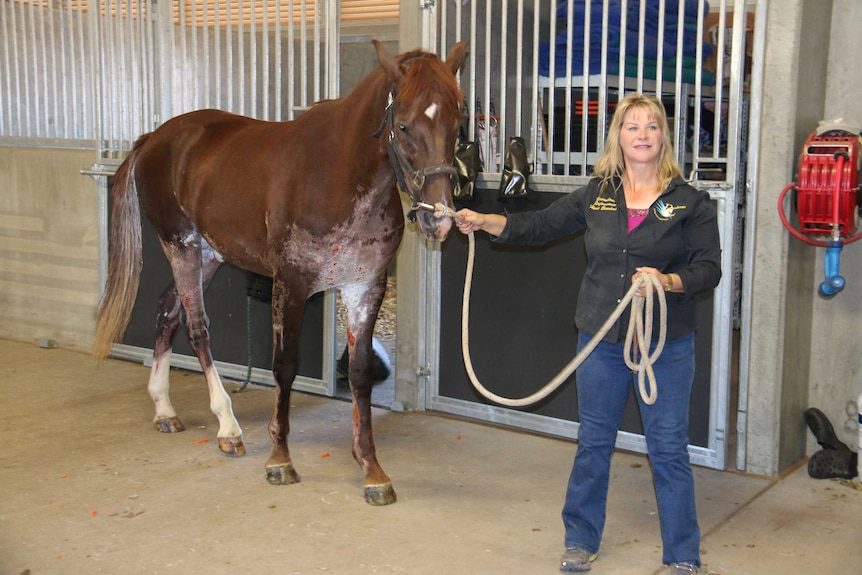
[158,237,245,455]
[341,277,396,505]
[147,248,222,435]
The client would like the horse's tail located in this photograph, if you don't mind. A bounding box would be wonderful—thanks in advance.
[92,135,148,360]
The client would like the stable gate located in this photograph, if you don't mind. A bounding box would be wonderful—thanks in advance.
[421,0,750,470]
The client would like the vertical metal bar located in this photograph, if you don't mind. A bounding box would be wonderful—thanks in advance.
[482,0,491,171]
[145,0,155,130]
[21,0,33,136]
[214,0,222,111]
[250,0,257,116]
[201,0,209,110]
[287,0,295,119]
[228,0,236,114]
[498,2,507,169]
[106,0,114,151]
[656,0,666,90]
[530,0,540,169]
[596,0,610,157]
[692,0,707,177]
[0,0,9,134]
[617,0,627,96]
[262,0,270,119]
[714,0,729,163]
[237,0,246,114]
[439,0,448,57]
[635,0,646,93]
[327,0,338,100]
[546,0,556,175]
[125,0,135,149]
[47,0,60,138]
[179,0,188,114]
[467,0,476,144]
[299,0,307,107]
[313,0,320,103]
[191,0,199,111]
[35,0,46,136]
[90,0,103,153]
[275,0,282,120]
[672,0,685,165]
[514,0,523,132]
[572,0,582,173]
[562,0,574,173]
[75,0,86,137]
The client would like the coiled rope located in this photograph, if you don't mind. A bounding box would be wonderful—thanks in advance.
[418,201,667,408]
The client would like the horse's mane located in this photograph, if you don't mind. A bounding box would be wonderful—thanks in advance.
[396,50,464,120]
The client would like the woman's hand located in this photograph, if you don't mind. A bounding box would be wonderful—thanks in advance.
[455,209,507,237]
[633,266,675,297]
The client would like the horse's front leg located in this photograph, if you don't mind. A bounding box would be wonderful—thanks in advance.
[264,276,305,486]
[341,278,396,506]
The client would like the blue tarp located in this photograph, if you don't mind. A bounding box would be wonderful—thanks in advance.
[540,0,714,84]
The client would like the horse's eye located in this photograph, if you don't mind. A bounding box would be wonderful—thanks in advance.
[398,123,409,134]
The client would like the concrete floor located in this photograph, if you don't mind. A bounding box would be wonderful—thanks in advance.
[1,338,860,575]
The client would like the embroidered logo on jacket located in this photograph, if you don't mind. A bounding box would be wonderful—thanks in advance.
[589,197,617,211]
[654,199,686,221]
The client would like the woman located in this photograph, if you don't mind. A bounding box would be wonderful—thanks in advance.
[455,93,721,575]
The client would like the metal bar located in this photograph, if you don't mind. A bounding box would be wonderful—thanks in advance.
[287,0,295,119]
[514,0,523,132]
[47,0,59,137]
[529,0,539,170]
[300,0,307,107]
[16,0,24,135]
[261,0,269,119]
[482,0,491,171]
[250,0,257,116]
[274,0,281,120]
[0,0,10,135]
[227,0,234,113]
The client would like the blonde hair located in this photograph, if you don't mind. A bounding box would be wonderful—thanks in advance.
[591,93,681,194]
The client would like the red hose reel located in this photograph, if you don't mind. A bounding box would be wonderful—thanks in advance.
[778,122,862,297]
[796,131,860,238]
[779,129,862,247]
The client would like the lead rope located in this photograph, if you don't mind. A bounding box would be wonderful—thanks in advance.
[417,202,667,408]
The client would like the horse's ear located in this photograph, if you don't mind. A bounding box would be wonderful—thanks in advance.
[373,39,403,82]
[445,40,469,75]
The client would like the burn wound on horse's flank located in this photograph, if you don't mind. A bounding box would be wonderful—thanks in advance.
[424,102,438,120]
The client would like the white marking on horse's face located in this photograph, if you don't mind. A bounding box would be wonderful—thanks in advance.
[424,102,438,120]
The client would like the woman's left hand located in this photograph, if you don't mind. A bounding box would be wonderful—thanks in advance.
[633,267,666,298]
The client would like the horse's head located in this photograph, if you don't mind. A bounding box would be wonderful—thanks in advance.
[374,39,468,242]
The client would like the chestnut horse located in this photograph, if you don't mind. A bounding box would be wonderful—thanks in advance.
[93,40,468,505]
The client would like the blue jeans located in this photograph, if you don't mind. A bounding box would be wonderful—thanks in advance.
[562,332,701,567]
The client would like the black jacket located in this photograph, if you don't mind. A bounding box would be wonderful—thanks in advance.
[496,176,722,343]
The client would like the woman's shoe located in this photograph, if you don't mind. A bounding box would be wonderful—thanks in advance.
[559,547,598,572]
[668,561,699,574]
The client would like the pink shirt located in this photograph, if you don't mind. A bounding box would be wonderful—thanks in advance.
[627,208,648,232]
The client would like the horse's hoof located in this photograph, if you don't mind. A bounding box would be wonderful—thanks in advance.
[265,464,301,485]
[154,417,185,433]
[218,436,245,456]
[364,483,397,506]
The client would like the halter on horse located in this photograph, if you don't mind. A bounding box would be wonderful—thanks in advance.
[93,40,468,505]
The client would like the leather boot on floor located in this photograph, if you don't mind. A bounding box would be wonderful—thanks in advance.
[804,407,852,451]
